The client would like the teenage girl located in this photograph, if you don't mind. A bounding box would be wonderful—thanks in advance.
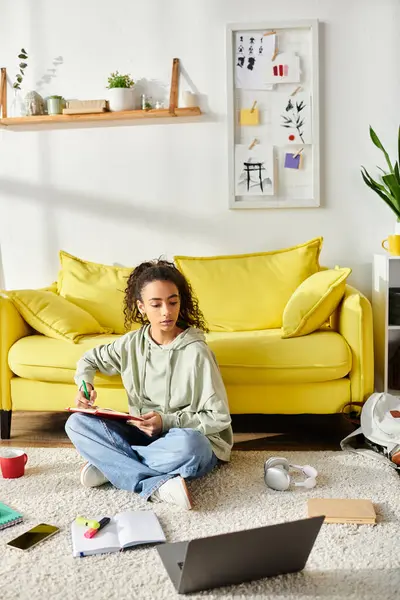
[65,259,233,509]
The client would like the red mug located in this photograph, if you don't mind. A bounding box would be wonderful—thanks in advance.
[0,448,28,478]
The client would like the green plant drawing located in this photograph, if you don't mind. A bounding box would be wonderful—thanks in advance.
[361,126,400,220]
[281,98,306,144]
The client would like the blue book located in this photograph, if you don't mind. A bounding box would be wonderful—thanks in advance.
[0,501,23,531]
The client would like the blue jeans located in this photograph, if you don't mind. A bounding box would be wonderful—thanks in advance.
[65,413,218,499]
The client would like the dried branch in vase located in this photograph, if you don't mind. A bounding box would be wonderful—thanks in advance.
[13,48,28,90]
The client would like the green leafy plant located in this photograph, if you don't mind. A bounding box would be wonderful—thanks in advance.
[48,95,63,100]
[361,126,400,220]
[13,48,28,89]
[107,71,134,89]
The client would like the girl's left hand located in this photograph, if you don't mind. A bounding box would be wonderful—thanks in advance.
[131,411,163,437]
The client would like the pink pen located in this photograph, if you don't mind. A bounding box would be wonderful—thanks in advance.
[84,517,110,539]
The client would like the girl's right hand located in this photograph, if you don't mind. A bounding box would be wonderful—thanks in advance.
[75,384,97,409]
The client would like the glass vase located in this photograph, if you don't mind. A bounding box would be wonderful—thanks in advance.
[10,89,26,117]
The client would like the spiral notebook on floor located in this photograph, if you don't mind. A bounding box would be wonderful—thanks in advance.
[71,510,166,557]
[0,501,23,531]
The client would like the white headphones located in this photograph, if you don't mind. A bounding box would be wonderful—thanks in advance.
[264,457,318,491]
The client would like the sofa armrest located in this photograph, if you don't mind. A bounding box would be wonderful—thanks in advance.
[0,294,32,410]
[332,285,374,404]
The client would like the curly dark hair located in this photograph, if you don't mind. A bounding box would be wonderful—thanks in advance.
[123,258,208,333]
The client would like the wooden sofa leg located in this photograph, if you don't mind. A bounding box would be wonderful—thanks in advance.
[0,410,12,439]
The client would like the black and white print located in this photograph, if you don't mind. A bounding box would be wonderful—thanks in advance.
[235,31,276,90]
[235,144,274,196]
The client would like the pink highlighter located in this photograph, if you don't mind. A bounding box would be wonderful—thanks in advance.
[84,517,110,539]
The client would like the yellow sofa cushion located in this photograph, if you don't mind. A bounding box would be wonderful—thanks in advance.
[207,329,351,384]
[9,328,351,386]
[57,251,135,334]
[175,238,323,331]
[6,290,110,343]
[282,267,351,338]
[9,334,122,386]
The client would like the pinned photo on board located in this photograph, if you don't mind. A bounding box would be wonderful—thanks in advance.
[265,52,301,85]
[284,151,303,169]
[235,144,275,196]
[272,93,312,145]
[235,32,275,90]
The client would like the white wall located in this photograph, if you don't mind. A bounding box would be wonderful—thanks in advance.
[0,0,399,294]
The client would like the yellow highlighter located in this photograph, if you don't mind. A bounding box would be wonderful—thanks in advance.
[75,516,100,529]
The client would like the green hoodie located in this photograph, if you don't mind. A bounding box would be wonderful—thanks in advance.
[74,325,233,461]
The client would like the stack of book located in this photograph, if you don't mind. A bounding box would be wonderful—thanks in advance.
[63,100,108,115]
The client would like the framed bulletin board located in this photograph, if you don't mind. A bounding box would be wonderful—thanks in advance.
[226,20,319,209]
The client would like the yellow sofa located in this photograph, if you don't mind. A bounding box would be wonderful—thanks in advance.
[0,243,374,439]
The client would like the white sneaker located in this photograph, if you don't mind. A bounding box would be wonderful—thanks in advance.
[151,476,193,510]
[80,463,109,488]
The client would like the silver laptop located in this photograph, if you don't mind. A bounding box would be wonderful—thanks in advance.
[157,515,324,594]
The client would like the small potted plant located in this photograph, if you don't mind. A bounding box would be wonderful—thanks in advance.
[47,95,64,115]
[107,71,135,112]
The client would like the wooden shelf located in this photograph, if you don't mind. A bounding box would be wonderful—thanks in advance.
[0,58,201,128]
[0,106,201,127]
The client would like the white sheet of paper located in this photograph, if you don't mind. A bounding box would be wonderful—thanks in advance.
[265,52,301,84]
[272,92,312,145]
[235,32,275,90]
[116,511,166,549]
[235,144,275,196]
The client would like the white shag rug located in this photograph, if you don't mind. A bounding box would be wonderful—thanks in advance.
[0,448,399,600]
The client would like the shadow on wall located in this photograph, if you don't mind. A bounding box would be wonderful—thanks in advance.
[6,0,218,288]
[0,176,232,242]
[132,63,212,114]
[35,56,64,92]
[180,62,210,115]
[134,78,168,108]
[0,244,5,289]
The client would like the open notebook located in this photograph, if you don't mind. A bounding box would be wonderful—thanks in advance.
[71,511,166,557]
[66,407,143,422]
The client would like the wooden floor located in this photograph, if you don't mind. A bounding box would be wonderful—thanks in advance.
[0,412,356,451]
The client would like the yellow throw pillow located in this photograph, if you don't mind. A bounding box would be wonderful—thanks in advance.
[175,238,323,332]
[7,290,111,343]
[281,267,352,338]
[57,251,135,334]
